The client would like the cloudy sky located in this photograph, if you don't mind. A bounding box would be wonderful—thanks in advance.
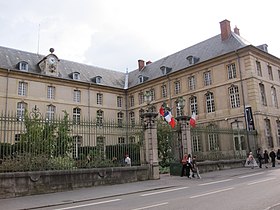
[0,0,279,72]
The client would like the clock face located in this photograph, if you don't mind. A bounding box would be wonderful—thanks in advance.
[48,57,56,64]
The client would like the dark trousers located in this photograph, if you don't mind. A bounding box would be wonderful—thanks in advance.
[181,164,191,177]
[258,158,262,168]
[272,160,276,167]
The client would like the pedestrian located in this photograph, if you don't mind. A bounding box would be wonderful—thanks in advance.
[263,150,269,168]
[256,148,263,168]
[124,154,131,167]
[180,154,188,177]
[191,155,201,179]
[248,152,255,169]
[276,149,280,164]
[186,154,192,178]
[269,149,276,167]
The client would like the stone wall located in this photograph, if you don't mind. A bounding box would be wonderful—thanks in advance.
[0,166,149,199]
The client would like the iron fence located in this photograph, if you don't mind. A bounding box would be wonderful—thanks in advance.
[0,110,144,173]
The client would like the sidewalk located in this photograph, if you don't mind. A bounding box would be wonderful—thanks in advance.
[0,167,269,210]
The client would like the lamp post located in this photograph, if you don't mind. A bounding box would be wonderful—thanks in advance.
[144,90,152,112]
[175,97,185,116]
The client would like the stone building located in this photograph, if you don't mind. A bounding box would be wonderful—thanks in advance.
[0,19,280,153]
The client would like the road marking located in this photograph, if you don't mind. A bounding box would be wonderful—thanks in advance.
[141,187,189,196]
[189,187,234,198]
[198,179,233,186]
[263,202,280,210]
[238,172,264,178]
[131,202,168,210]
[53,199,121,210]
[247,177,276,185]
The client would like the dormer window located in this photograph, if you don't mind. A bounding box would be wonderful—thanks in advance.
[92,76,102,84]
[186,56,200,65]
[138,75,149,84]
[18,61,28,71]
[160,66,172,75]
[72,72,80,80]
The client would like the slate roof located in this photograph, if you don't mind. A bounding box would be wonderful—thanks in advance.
[127,32,251,88]
[0,31,253,90]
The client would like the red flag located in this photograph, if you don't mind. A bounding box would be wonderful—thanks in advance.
[190,112,196,128]
[159,106,165,116]
[169,117,176,128]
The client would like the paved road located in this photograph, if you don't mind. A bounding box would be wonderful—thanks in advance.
[1,166,280,210]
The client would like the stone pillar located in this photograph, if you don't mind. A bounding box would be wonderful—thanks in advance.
[142,112,159,180]
[176,116,192,158]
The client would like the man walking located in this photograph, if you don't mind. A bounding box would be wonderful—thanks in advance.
[269,149,276,167]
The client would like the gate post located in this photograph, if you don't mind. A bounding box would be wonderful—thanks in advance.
[142,112,159,180]
[176,116,192,158]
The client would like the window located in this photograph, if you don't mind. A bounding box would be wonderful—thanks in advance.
[73,136,82,159]
[265,118,273,148]
[129,96,134,107]
[118,137,125,144]
[150,89,155,101]
[278,70,280,81]
[46,105,55,120]
[73,90,81,103]
[97,93,103,105]
[139,109,144,124]
[256,61,262,76]
[190,96,198,115]
[268,65,273,80]
[73,108,81,124]
[138,92,144,105]
[161,85,167,98]
[18,81,27,96]
[207,125,219,151]
[229,85,240,108]
[15,134,21,143]
[276,120,280,146]
[96,110,103,126]
[18,61,28,71]
[138,75,144,83]
[204,71,212,86]
[16,102,26,120]
[117,96,122,108]
[259,83,267,106]
[188,76,195,90]
[129,136,136,144]
[96,76,102,84]
[174,81,181,94]
[227,63,236,79]
[117,112,123,127]
[192,135,201,152]
[271,87,278,108]
[73,72,80,80]
[47,86,55,99]
[129,112,135,127]
[206,92,215,113]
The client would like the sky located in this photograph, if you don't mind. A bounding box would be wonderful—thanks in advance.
[0,0,280,72]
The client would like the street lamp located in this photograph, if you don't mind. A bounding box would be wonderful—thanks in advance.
[144,90,152,112]
[175,97,185,116]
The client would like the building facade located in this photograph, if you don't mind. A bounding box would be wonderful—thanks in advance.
[1,19,280,153]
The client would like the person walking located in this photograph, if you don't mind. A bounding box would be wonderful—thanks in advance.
[256,148,263,168]
[124,154,131,167]
[248,152,255,169]
[180,154,188,177]
[191,155,201,179]
[263,150,269,168]
[269,149,276,167]
[277,149,280,165]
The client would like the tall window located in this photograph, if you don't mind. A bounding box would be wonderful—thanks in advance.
[18,81,27,96]
[190,96,198,115]
[150,88,155,101]
[129,112,135,127]
[276,120,280,146]
[46,105,55,120]
[229,85,240,108]
[204,71,212,86]
[271,87,278,108]
[47,86,55,99]
[96,110,103,126]
[188,76,195,90]
[259,83,267,106]
[139,109,144,125]
[161,85,167,98]
[118,137,125,144]
[138,92,144,105]
[73,108,81,124]
[117,96,122,108]
[207,125,219,150]
[256,61,262,76]
[73,90,81,103]
[206,92,215,113]
[117,112,123,127]
[19,62,28,71]
[192,135,201,152]
[97,93,103,105]
[16,102,26,120]
[268,65,273,80]
[265,119,273,148]
[129,95,134,107]
[227,63,237,79]
[73,136,82,159]
[174,81,181,94]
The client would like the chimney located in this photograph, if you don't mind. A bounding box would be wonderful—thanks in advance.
[138,59,145,71]
[146,60,152,65]
[234,26,240,36]
[220,19,231,41]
